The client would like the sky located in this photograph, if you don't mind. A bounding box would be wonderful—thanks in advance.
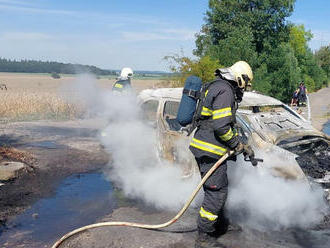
[0,0,329,71]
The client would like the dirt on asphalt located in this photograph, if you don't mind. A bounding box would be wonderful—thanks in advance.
[57,206,330,248]
[0,119,109,226]
[308,87,330,131]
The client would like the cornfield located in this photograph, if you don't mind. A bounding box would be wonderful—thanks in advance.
[0,91,85,121]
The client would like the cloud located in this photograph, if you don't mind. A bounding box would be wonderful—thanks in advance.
[0,1,167,27]
[0,3,197,70]
[309,30,330,50]
[311,30,330,42]
[0,0,32,6]
[0,31,169,70]
[0,3,76,15]
[121,29,196,42]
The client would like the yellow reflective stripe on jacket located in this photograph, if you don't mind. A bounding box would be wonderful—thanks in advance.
[114,83,123,88]
[199,207,218,221]
[201,106,212,116]
[219,128,234,141]
[212,107,232,120]
[190,138,227,156]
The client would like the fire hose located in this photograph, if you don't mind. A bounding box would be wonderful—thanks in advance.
[51,150,262,248]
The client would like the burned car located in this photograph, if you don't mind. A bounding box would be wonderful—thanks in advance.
[138,88,330,197]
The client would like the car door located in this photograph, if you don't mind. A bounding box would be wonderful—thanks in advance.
[158,99,198,178]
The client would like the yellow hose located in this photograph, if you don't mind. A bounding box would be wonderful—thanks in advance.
[51,151,232,248]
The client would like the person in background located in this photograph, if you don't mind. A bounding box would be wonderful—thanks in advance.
[298,82,308,106]
[112,67,133,93]
[291,89,299,106]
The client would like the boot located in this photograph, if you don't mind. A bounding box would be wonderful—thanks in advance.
[195,231,226,248]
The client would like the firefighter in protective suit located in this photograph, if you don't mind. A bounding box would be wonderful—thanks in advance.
[190,61,254,248]
[112,67,133,92]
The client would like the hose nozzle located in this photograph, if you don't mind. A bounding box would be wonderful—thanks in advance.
[243,149,263,166]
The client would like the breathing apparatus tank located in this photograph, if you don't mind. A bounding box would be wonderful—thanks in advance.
[176,76,202,126]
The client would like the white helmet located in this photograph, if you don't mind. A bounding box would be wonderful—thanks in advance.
[215,61,253,89]
[120,67,133,80]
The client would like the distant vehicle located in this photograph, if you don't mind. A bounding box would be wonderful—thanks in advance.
[138,88,330,198]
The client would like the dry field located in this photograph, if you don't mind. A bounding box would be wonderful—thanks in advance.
[0,72,167,121]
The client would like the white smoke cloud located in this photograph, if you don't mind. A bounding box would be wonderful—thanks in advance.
[226,154,328,230]
[65,74,201,210]
[99,95,201,210]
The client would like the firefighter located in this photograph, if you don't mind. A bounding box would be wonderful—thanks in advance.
[112,67,133,92]
[190,61,254,248]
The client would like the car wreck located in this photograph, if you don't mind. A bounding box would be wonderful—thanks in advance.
[138,87,330,199]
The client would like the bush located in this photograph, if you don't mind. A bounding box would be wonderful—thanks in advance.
[303,74,315,92]
[51,72,61,79]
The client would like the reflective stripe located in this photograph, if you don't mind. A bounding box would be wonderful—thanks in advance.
[199,207,218,221]
[219,128,234,141]
[114,83,123,88]
[205,90,209,97]
[201,106,212,116]
[190,138,227,156]
[212,107,232,120]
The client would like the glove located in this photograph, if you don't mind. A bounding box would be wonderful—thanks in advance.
[233,142,244,155]
[243,144,254,158]
[233,142,254,156]
[243,145,259,166]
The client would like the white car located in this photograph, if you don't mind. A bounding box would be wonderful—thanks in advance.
[138,88,330,197]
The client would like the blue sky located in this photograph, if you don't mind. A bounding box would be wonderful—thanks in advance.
[0,0,329,71]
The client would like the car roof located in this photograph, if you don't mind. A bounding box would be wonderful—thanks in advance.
[138,87,283,107]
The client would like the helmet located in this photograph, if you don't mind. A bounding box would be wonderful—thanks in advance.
[215,61,253,89]
[229,61,253,88]
[120,67,133,80]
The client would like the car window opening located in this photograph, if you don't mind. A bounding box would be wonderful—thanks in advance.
[140,100,159,122]
[163,101,183,131]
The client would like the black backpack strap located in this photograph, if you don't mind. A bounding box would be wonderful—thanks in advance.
[182,88,201,100]
[186,80,218,136]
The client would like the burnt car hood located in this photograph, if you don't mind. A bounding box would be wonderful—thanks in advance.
[241,111,325,144]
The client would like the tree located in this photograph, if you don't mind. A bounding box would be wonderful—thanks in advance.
[300,50,326,91]
[287,24,326,91]
[0,58,116,75]
[289,24,313,58]
[164,54,222,86]
[315,45,330,84]
[207,26,258,67]
[195,0,295,65]
[192,0,330,101]
[253,43,300,102]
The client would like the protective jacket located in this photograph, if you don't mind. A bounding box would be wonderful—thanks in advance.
[112,79,132,92]
[189,78,239,159]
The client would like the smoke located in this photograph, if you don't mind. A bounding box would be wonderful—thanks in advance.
[67,75,200,210]
[226,151,329,230]
[99,98,201,210]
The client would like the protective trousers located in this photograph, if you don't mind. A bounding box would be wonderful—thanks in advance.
[196,156,228,234]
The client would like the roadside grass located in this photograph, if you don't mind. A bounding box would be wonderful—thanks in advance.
[0,91,85,121]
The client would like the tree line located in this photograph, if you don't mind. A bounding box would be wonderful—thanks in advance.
[0,58,116,76]
[165,0,329,102]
